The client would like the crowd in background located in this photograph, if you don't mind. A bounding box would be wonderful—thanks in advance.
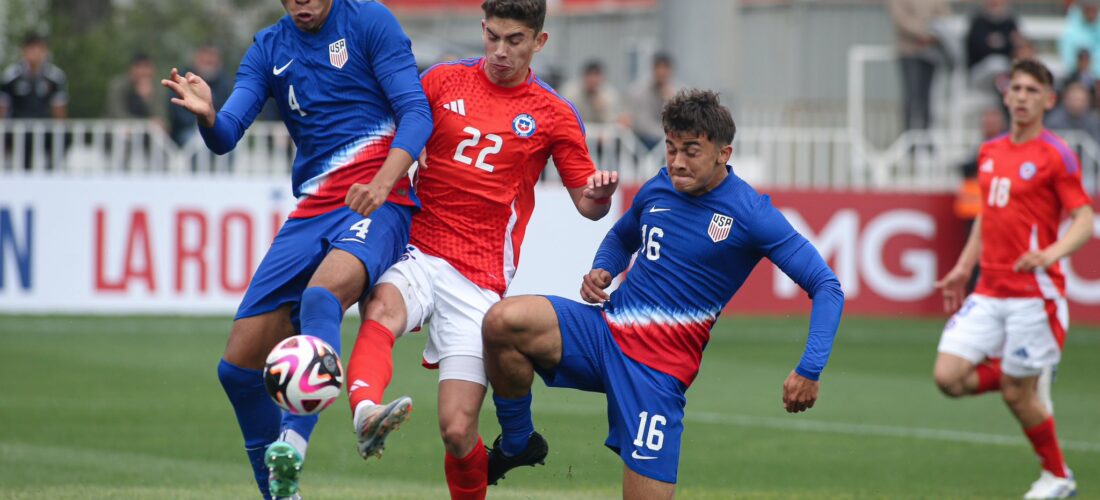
[0,27,680,160]
[889,0,1100,146]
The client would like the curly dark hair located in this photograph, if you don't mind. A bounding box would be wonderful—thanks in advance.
[661,89,736,146]
[481,0,546,33]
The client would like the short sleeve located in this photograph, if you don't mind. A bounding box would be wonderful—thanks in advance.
[550,101,595,189]
[1050,147,1093,212]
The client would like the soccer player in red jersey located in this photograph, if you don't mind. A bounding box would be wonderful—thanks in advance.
[343,1,618,498]
[933,59,1094,500]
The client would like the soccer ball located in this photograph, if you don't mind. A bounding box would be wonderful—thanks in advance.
[263,335,344,415]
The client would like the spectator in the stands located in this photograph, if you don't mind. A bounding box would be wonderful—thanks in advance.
[1063,48,1098,101]
[0,32,68,119]
[966,0,1019,93]
[562,60,620,126]
[1046,81,1100,142]
[888,0,951,131]
[106,52,167,126]
[624,52,679,149]
[1060,0,1100,79]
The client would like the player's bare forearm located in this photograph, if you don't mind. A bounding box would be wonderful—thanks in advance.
[1048,205,1094,260]
[1015,205,1095,272]
[345,148,415,217]
[782,371,818,413]
[954,216,982,273]
[570,170,619,220]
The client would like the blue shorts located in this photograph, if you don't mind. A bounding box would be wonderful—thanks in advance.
[235,203,412,330]
[536,295,687,484]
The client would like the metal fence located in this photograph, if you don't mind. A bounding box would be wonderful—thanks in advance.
[1,119,1097,196]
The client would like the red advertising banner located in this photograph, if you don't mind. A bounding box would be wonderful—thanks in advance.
[619,186,1100,324]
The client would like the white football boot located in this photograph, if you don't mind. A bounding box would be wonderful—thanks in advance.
[353,396,413,459]
[1023,470,1076,499]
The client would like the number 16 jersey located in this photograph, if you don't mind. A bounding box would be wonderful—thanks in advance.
[412,58,595,295]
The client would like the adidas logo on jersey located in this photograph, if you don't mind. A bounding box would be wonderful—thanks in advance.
[443,99,466,116]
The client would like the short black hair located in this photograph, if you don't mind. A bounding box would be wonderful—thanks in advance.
[130,52,152,65]
[481,0,546,33]
[662,89,736,146]
[653,52,673,68]
[21,32,46,47]
[583,59,603,75]
[1011,59,1054,88]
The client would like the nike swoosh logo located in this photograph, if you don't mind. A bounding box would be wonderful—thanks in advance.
[630,450,657,460]
[273,59,294,75]
[648,206,671,213]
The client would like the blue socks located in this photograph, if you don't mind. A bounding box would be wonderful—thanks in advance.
[298,286,345,353]
[281,286,345,443]
[494,393,535,456]
[217,359,280,499]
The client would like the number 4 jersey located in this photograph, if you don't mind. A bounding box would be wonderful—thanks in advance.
[412,57,596,295]
[976,130,1092,298]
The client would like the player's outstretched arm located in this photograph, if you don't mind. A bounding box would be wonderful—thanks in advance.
[568,170,619,220]
[1013,204,1094,272]
[161,68,215,128]
[936,216,982,313]
[782,370,818,413]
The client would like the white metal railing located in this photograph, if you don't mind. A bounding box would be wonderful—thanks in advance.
[1,119,1097,195]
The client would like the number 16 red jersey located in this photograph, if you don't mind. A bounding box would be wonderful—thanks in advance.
[976,130,1092,298]
[411,58,595,295]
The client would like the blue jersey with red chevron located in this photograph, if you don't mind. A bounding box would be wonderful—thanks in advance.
[592,167,844,387]
[199,0,431,218]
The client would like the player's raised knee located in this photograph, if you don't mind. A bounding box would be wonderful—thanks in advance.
[482,298,528,345]
[933,371,967,398]
[363,284,405,335]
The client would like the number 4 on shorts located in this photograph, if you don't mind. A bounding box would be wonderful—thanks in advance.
[350,218,372,239]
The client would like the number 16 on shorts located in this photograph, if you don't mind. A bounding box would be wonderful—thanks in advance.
[633,411,666,456]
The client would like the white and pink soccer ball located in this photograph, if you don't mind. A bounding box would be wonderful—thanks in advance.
[263,335,344,415]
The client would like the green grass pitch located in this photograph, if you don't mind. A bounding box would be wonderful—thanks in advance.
[1,314,1097,499]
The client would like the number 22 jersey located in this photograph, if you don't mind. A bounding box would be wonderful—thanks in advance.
[412,58,595,295]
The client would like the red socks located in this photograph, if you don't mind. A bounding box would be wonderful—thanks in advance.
[444,436,488,500]
[1025,417,1069,478]
[347,320,396,412]
[974,358,1002,394]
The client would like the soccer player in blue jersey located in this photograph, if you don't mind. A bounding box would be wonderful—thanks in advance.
[161,1,431,498]
[481,89,845,498]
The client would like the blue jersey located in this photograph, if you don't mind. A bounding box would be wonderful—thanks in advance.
[592,167,844,386]
[200,0,432,218]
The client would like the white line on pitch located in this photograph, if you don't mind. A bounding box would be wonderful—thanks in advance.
[541,405,1100,453]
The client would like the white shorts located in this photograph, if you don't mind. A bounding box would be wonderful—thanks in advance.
[377,245,499,385]
[937,294,1068,377]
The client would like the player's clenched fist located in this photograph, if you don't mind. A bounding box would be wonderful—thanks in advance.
[781,370,818,413]
[580,268,612,304]
[346,181,389,217]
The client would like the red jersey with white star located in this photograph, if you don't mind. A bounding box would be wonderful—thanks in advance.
[412,58,594,295]
[975,130,1091,298]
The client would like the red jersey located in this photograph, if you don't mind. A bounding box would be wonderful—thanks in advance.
[975,130,1092,298]
[412,58,595,295]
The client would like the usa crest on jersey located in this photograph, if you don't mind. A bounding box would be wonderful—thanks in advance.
[329,38,348,69]
[708,213,734,243]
